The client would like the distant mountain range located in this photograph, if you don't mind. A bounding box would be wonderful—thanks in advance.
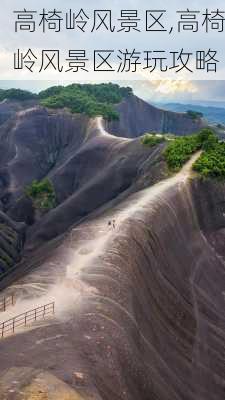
[152,102,225,126]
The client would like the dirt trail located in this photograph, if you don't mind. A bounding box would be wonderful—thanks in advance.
[96,116,132,141]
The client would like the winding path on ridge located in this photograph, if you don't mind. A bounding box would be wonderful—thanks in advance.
[0,138,206,399]
[0,144,201,334]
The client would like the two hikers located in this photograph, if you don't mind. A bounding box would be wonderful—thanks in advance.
[108,220,116,229]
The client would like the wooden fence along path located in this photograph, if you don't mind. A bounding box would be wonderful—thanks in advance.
[0,295,14,312]
[0,302,55,338]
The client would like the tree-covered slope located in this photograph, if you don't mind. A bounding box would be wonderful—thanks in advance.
[39,83,132,120]
[0,84,133,121]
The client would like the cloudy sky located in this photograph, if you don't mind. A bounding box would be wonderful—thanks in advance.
[1,0,225,102]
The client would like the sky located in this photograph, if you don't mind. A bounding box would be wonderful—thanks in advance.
[1,0,225,103]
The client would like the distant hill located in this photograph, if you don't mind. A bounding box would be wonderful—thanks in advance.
[0,84,205,137]
[153,102,225,126]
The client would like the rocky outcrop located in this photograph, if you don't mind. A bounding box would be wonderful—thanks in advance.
[0,92,224,400]
[0,99,37,127]
[0,101,168,245]
[0,92,208,285]
[0,211,25,279]
[0,106,90,205]
[0,93,203,240]
[106,95,205,137]
[0,166,224,400]
[0,97,172,281]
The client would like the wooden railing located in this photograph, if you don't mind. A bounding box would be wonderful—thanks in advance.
[0,302,55,338]
[0,295,14,312]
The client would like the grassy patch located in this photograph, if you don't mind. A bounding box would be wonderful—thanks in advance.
[141,133,166,147]
[164,128,225,179]
[25,178,56,211]
[164,135,201,171]
[0,89,36,102]
[186,110,203,120]
[193,141,225,179]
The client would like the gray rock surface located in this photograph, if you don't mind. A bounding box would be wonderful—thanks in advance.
[0,101,168,246]
[0,210,25,278]
[0,165,224,400]
[106,95,204,137]
[0,94,224,400]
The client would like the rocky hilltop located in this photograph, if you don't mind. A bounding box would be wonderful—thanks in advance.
[107,94,204,137]
[0,85,203,253]
[0,103,167,249]
[0,85,224,400]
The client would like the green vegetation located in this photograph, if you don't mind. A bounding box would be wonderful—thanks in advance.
[0,83,133,120]
[25,178,56,211]
[164,128,225,179]
[39,83,132,120]
[193,141,225,180]
[141,133,166,147]
[186,110,203,120]
[164,134,201,171]
[0,89,36,102]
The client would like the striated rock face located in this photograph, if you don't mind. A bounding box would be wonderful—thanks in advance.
[0,100,168,245]
[0,97,172,282]
[0,211,25,279]
[0,167,224,400]
[0,94,204,246]
[0,106,90,206]
[0,100,21,127]
[0,95,224,400]
[67,177,225,400]
[106,95,205,137]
